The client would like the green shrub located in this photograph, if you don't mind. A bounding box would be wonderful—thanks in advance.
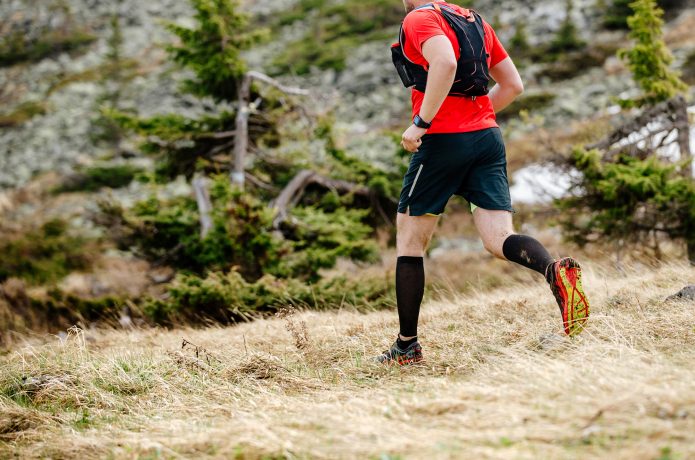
[54,165,143,193]
[556,149,695,261]
[101,175,379,281]
[0,220,93,285]
[1,284,125,340]
[143,270,394,325]
[35,289,123,322]
[618,0,687,107]
[281,206,379,281]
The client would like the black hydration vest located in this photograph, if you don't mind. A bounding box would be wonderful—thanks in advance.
[391,3,490,98]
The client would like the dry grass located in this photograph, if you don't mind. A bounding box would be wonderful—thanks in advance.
[1,263,694,459]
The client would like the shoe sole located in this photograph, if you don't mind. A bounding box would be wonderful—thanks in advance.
[395,355,424,366]
[555,258,590,336]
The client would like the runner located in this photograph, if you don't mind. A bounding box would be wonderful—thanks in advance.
[378,0,590,365]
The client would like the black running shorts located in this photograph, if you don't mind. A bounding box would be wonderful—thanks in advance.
[397,127,514,216]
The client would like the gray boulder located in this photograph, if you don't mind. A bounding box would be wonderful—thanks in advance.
[667,285,695,302]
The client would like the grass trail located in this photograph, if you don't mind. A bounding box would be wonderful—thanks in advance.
[1,263,694,459]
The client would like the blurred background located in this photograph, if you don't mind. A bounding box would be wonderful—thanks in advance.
[0,0,693,343]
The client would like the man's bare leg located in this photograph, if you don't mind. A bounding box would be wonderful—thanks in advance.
[472,208,514,259]
[472,207,590,336]
[474,207,557,275]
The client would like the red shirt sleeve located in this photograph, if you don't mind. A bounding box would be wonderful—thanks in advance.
[484,21,508,68]
[402,10,449,65]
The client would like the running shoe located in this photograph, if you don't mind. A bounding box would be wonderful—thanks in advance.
[376,339,423,365]
[547,257,590,336]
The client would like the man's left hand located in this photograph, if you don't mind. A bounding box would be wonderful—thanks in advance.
[401,124,427,152]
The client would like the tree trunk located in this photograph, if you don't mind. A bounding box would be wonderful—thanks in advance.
[673,96,692,178]
[192,174,213,238]
[688,237,695,266]
[230,71,308,189]
[231,74,252,189]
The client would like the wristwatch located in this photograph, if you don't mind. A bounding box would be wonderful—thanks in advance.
[413,114,432,129]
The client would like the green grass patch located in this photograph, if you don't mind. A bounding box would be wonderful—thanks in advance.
[54,164,144,193]
[542,44,620,81]
[496,92,557,122]
[0,101,47,128]
[270,0,403,75]
[0,29,96,68]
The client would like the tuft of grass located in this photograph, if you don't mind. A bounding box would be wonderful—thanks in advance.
[54,164,143,193]
[496,92,557,122]
[270,0,403,75]
[0,101,47,128]
[1,263,695,458]
[0,29,96,68]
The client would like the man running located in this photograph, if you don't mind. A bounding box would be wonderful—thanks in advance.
[378,0,590,365]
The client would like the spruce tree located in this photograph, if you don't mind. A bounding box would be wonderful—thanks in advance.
[166,0,263,102]
[618,0,687,107]
[110,0,272,179]
[548,0,585,55]
[509,21,530,56]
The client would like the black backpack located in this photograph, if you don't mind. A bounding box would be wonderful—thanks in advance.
[391,3,490,98]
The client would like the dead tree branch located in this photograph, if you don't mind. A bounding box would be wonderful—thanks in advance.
[231,71,309,189]
[245,71,310,96]
[584,96,692,177]
[270,169,371,229]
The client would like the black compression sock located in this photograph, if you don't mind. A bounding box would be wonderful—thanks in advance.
[396,256,425,338]
[502,234,555,276]
[397,336,418,349]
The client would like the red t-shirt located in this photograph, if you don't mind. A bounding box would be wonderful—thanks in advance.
[402,1,509,133]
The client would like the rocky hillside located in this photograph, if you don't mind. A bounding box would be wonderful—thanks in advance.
[1,0,693,192]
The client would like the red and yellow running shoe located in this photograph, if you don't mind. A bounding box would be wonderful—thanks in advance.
[376,339,423,365]
[547,257,590,336]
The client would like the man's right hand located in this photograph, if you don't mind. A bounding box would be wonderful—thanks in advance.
[401,124,427,152]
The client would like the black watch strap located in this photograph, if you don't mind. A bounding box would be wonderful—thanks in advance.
[413,114,432,129]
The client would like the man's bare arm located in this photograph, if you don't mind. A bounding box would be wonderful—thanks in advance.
[401,35,456,152]
[488,56,524,113]
[418,35,457,122]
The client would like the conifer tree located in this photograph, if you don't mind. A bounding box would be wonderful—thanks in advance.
[110,0,272,179]
[509,21,530,56]
[618,0,687,107]
[548,0,585,55]
[166,0,263,102]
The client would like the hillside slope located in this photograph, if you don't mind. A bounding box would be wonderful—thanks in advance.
[2,263,694,459]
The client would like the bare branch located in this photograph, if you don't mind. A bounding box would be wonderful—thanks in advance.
[247,70,310,96]
[270,169,371,229]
